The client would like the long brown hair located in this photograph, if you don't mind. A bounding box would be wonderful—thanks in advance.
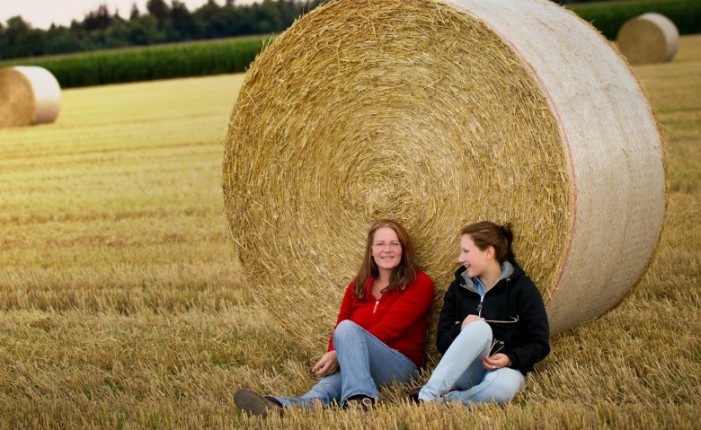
[353,219,417,299]
[461,221,515,263]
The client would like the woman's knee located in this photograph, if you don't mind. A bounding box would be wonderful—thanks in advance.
[454,320,493,351]
[462,320,492,339]
[484,369,524,403]
[333,319,362,342]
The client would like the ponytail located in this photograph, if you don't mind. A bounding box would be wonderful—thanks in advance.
[500,223,515,262]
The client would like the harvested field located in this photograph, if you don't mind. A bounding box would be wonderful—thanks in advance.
[0,34,699,429]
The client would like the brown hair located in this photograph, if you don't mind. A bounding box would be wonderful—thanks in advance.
[461,221,515,263]
[353,219,417,299]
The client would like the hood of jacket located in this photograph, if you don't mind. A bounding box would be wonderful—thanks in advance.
[453,260,522,294]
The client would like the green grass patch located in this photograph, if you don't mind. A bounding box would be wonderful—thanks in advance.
[0,36,267,88]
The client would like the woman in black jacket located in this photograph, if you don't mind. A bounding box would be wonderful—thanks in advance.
[413,221,550,404]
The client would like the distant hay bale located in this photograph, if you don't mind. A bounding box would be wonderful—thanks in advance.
[617,13,679,65]
[222,0,665,347]
[0,66,61,128]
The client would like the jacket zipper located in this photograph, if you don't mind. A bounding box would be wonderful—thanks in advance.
[475,277,509,317]
[454,292,487,327]
[372,298,380,324]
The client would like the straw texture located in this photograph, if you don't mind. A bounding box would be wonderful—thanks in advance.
[617,13,679,64]
[0,66,61,128]
[222,0,665,346]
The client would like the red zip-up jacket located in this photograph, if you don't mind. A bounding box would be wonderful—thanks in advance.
[326,270,434,366]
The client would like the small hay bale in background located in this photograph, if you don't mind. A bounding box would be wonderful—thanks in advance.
[0,66,61,128]
[617,12,679,65]
[222,0,666,351]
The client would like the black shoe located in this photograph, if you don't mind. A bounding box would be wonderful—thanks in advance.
[233,389,283,418]
[344,395,374,411]
[406,386,422,404]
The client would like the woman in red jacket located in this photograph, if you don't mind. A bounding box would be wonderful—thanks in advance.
[234,219,434,416]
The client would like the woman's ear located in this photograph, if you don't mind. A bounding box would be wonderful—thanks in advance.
[486,246,496,260]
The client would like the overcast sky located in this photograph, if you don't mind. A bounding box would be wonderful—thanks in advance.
[1,0,260,30]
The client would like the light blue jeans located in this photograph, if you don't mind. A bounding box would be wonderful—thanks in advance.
[274,320,418,408]
[419,320,525,405]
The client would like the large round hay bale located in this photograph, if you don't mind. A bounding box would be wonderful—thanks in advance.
[222,0,665,347]
[617,13,679,65]
[0,66,61,128]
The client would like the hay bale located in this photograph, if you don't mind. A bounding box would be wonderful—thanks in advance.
[617,13,679,65]
[222,0,665,346]
[0,66,61,128]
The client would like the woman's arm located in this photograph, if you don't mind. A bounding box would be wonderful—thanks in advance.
[436,282,462,354]
[503,278,550,372]
[312,351,338,377]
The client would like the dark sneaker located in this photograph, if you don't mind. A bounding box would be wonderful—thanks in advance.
[344,395,374,411]
[234,389,283,417]
[406,386,422,404]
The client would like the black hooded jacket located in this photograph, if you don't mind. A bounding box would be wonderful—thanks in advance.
[436,260,550,375]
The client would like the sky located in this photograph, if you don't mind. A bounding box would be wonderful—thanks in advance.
[1,0,260,30]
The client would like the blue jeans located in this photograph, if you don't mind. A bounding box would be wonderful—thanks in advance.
[419,320,525,405]
[274,320,418,408]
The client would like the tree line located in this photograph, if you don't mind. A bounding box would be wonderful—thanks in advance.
[0,0,327,60]
[1,0,672,61]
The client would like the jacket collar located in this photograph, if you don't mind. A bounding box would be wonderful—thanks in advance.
[455,260,519,293]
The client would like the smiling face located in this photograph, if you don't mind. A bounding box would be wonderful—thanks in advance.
[458,234,493,278]
[371,227,403,275]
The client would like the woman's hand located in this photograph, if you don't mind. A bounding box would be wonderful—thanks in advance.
[461,314,484,330]
[311,351,338,378]
[482,352,511,370]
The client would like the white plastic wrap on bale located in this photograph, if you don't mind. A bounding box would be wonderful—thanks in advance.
[446,0,665,333]
[15,66,62,124]
[0,66,61,128]
[617,13,679,64]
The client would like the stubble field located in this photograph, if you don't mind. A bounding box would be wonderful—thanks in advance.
[0,35,699,429]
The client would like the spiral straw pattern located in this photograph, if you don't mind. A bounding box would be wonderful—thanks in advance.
[223,0,665,349]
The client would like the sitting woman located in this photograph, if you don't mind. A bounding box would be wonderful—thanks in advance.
[412,221,549,405]
[235,219,434,416]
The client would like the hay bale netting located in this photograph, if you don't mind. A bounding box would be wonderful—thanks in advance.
[0,66,61,128]
[222,0,665,348]
[617,13,679,65]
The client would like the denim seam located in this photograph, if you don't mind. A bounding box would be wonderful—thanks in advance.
[342,391,378,405]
